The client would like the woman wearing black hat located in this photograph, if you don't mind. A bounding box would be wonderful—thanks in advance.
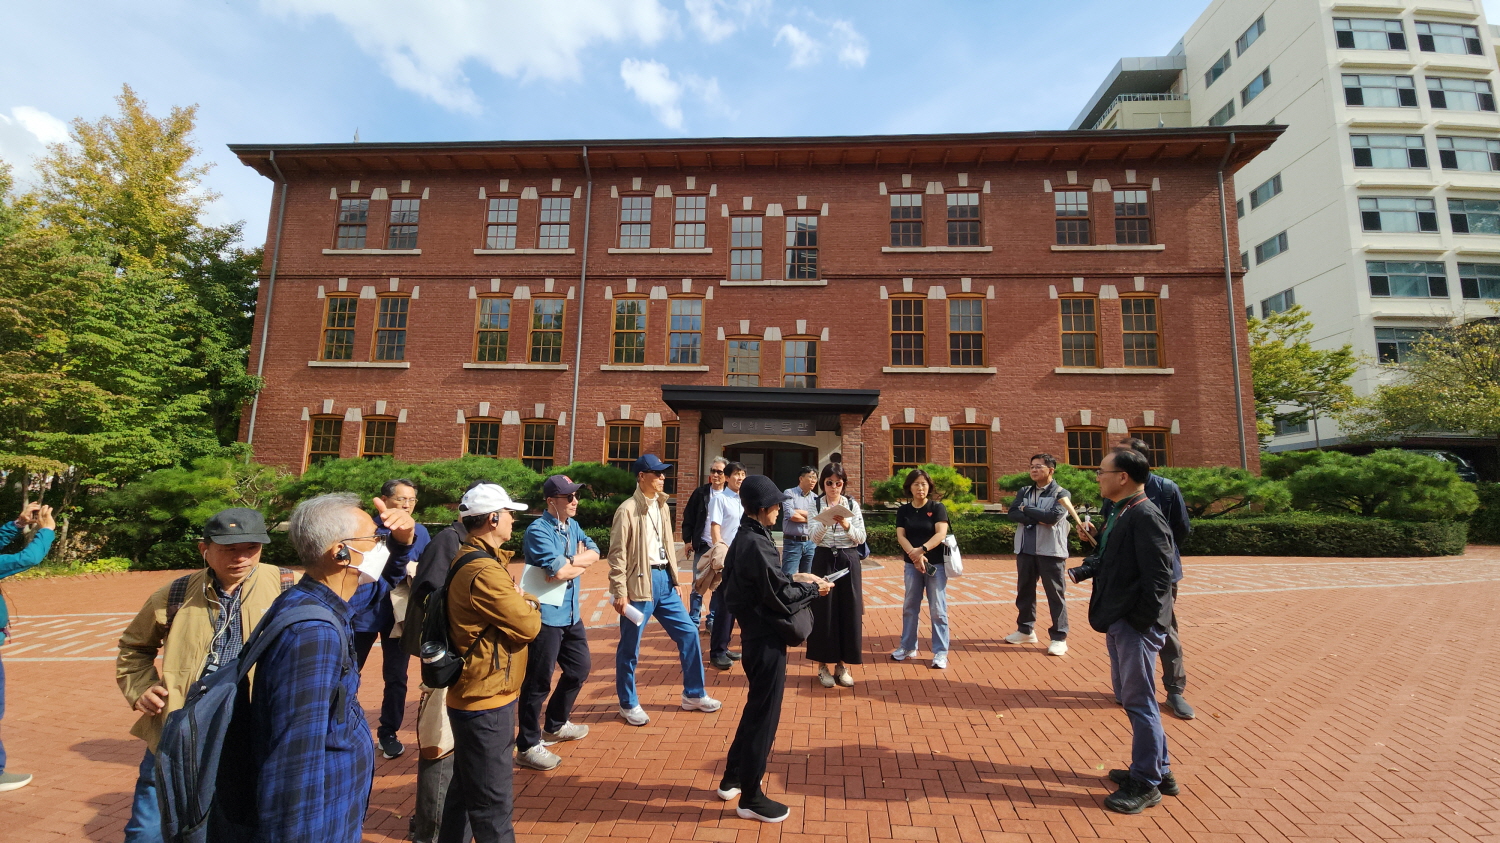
[717,474,831,823]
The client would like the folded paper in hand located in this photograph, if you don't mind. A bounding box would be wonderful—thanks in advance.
[813,504,854,525]
[519,565,568,606]
[824,567,851,583]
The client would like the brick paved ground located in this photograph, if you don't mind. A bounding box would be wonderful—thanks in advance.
[3,548,1498,842]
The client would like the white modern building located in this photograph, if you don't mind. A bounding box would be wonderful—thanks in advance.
[1074,0,1500,475]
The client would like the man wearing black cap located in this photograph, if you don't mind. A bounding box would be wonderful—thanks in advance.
[116,507,295,843]
[514,474,600,771]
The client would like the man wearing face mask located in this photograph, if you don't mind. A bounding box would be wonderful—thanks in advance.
[115,507,295,843]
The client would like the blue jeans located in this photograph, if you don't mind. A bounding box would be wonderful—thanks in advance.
[124,748,163,843]
[615,567,707,708]
[0,649,6,773]
[898,562,949,657]
[1106,619,1170,787]
[780,538,816,578]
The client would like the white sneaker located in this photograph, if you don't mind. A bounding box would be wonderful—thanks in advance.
[543,721,589,743]
[618,705,650,726]
[930,654,948,669]
[681,693,723,712]
[891,647,917,661]
[515,744,561,771]
[1003,630,1039,645]
[1047,639,1068,657]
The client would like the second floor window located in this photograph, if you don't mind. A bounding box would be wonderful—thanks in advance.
[467,420,500,456]
[1334,18,1405,50]
[1428,77,1496,112]
[1114,190,1151,244]
[947,192,980,245]
[668,298,703,364]
[521,422,556,472]
[783,339,817,387]
[539,197,571,248]
[374,296,409,361]
[1360,197,1438,232]
[336,198,368,249]
[725,339,761,386]
[1121,297,1161,367]
[362,418,396,459]
[475,297,510,362]
[1459,263,1500,299]
[1416,21,1483,55]
[309,417,343,465]
[890,298,924,366]
[486,197,518,249]
[1367,260,1448,298]
[674,195,706,248]
[387,199,419,249]
[1343,74,1417,107]
[619,195,652,248]
[1250,173,1282,209]
[1055,190,1090,244]
[1060,297,1098,367]
[321,296,357,360]
[730,216,762,279]
[785,216,818,279]
[1439,137,1500,172]
[890,194,923,246]
[612,299,647,364]
[1242,68,1271,105]
[1351,134,1427,168]
[1450,198,1500,234]
[530,299,565,363]
[1255,231,1289,263]
[948,298,984,366]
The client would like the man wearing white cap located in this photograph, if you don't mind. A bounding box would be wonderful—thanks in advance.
[437,484,541,843]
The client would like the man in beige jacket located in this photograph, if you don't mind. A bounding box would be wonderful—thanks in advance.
[115,508,294,843]
[610,454,721,727]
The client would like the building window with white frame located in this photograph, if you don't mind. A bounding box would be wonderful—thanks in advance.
[1054,190,1090,244]
[1438,137,1500,172]
[387,199,419,249]
[1375,327,1432,364]
[730,216,762,279]
[1459,263,1500,299]
[335,198,368,249]
[1427,77,1497,112]
[1342,74,1417,107]
[673,195,706,248]
[1449,198,1500,234]
[1236,15,1266,55]
[1351,135,1428,169]
[668,298,703,364]
[619,195,652,248]
[1367,261,1448,298]
[538,197,571,248]
[1241,69,1271,106]
[1360,197,1439,232]
[1254,231,1289,264]
[1334,18,1406,50]
[1415,21,1483,55]
[486,197,518,249]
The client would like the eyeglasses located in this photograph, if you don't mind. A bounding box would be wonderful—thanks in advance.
[1028,465,1049,471]
[1094,469,1126,477]
[388,496,417,504]
[340,534,381,544]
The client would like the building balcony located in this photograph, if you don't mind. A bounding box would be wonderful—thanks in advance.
[1091,94,1192,131]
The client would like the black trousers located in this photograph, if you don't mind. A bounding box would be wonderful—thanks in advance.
[1014,553,1069,641]
[516,621,591,752]
[709,587,736,658]
[724,631,788,800]
[1161,582,1186,695]
[353,626,411,739]
[439,701,517,843]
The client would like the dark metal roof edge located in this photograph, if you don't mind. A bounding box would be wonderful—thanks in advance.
[660,385,881,421]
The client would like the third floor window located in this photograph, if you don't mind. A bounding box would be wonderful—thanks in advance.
[674,195,706,248]
[785,216,818,279]
[1334,18,1405,51]
[1416,21,1483,55]
[336,198,368,249]
[1360,197,1438,232]
[1427,77,1496,112]
[1450,198,1500,235]
[1241,68,1271,106]
[1114,190,1151,244]
[890,194,923,246]
[1343,74,1417,107]
[947,192,980,246]
[1367,260,1448,298]
[619,195,652,248]
[1055,190,1090,245]
[387,199,419,249]
[730,216,762,279]
[1439,137,1500,172]
[486,197,518,249]
[1249,173,1282,209]
[538,197,571,248]
[1351,134,1428,169]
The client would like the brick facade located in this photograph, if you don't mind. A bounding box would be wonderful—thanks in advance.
[232,129,1279,500]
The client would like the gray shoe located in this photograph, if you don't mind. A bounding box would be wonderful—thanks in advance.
[542,721,589,743]
[516,744,562,771]
[0,772,31,792]
[1166,693,1196,720]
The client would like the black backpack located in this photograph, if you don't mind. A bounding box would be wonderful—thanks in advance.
[417,550,492,688]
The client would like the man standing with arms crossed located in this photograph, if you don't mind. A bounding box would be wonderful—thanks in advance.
[780,467,819,578]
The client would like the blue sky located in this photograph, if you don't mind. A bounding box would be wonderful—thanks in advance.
[3,0,1498,247]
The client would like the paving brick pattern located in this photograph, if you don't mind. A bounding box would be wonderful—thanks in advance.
[3,550,1498,842]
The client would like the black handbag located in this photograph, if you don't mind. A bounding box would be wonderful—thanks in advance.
[767,605,814,647]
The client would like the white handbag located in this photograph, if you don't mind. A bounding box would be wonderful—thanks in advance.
[943,534,963,576]
[416,685,454,759]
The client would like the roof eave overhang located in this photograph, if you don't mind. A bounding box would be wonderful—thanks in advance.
[660,385,880,421]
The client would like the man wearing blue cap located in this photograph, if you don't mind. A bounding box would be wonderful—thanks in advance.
[609,454,721,727]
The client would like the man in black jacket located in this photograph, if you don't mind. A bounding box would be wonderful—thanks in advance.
[682,456,728,627]
[1069,448,1178,814]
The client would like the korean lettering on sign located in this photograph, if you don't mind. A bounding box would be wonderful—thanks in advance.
[723,417,814,437]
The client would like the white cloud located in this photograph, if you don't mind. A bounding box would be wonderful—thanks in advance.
[621,58,684,129]
[0,106,69,189]
[774,24,820,67]
[685,0,769,42]
[261,0,675,113]
[831,20,868,67]
[774,17,868,69]
[12,106,70,146]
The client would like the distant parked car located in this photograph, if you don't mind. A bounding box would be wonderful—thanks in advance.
[1411,450,1479,483]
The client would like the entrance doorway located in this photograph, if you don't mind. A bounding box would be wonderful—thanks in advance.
[724,441,819,493]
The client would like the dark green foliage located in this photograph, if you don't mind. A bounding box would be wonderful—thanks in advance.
[1285,449,1478,521]
[1181,513,1467,557]
[865,515,1089,557]
[540,461,636,500]
[996,464,1101,509]
[1154,466,1290,518]
[1470,484,1500,545]
[869,464,979,516]
[1261,450,1328,480]
[411,456,541,509]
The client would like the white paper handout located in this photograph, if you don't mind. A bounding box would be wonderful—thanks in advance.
[813,504,854,525]
[519,565,568,606]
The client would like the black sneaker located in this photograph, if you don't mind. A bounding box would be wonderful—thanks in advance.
[1166,693,1196,720]
[710,653,734,671]
[736,792,790,823]
[726,650,742,661]
[715,777,741,801]
[379,734,405,759]
[1103,776,1162,814]
[1108,768,1179,797]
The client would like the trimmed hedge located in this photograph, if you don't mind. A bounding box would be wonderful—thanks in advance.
[864,518,1090,557]
[1181,513,1466,557]
[1471,484,1500,545]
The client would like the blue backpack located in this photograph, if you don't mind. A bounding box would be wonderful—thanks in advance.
[153,603,350,842]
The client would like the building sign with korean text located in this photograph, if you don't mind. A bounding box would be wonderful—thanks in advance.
[722,417,815,437]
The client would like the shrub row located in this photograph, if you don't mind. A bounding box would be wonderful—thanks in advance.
[1470,483,1500,545]
[1180,513,1466,557]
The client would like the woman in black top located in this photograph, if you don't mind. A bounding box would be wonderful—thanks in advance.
[718,475,832,823]
[892,469,952,668]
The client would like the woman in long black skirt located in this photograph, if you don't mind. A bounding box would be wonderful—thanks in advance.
[805,462,867,688]
[719,475,831,823]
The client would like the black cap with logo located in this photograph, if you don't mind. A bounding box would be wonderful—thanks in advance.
[203,508,272,545]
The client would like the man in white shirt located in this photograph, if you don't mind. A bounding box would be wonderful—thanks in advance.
[706,462,746,671]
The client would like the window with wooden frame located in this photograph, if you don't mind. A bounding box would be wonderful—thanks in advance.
[1059,296,1098,367]
[521,420,556,472]
[1127,428,1171,468]
[952,427,990,501]
[320,296,358,360]
[308,416,344,466]
[619,195,652,248]
[890,298,925,366]
[947,298,984,366]
[891,427,928,473]
[1066,427,1105,469]
[890,194,923,246]
[605,422,643,471]
[374,295,409,361]
[466,420,501,457]
[674,195,707,248]
[730,216,763,279]
[783,339,817,387]
[663,423,680,494]
[612,298,648,364]
[361,417,397,459]
[387,199,419,249]
[529,298,566,363]
[538,197,571,248]
[667,297,703,365]
[785,216,818,279]
[1121,295,1162,367]
[486,197,519,249]
[335,198,368,249]
[475,296,511,362]
[725,338,761,386]
[1055,190,1090,245]
[1114,190,1151,244]
[947,192,980,246]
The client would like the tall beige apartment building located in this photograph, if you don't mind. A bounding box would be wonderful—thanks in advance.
[1074,0,1500,474]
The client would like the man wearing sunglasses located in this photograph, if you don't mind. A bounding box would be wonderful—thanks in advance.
[514,475,600,770]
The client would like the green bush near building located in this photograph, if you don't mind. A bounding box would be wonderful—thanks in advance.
[1470,484,1500,545]
[1181,513,1467,557]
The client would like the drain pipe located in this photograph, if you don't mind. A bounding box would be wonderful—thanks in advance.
[1216,132,1249,470]
[567,146,593,463]
[244,149,290,459]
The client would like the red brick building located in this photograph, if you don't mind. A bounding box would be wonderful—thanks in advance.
[231,127,1280,500]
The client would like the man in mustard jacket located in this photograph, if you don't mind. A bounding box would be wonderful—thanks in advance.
[115,508,295,843]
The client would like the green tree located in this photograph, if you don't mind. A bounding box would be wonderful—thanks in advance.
[870,464,981,517]
[1154,466,1290,518]
[1285,449,1478,521]
[996,464,1101,509]
[1340,315,1500,441]
[1248,306,1358,443]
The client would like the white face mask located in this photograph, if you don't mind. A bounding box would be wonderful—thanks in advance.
[344,542,391,586]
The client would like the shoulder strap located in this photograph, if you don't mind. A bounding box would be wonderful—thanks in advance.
[164,574,195,632]
[232,604,343,685]
[445,550,492,589]
[278,568,295,591]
